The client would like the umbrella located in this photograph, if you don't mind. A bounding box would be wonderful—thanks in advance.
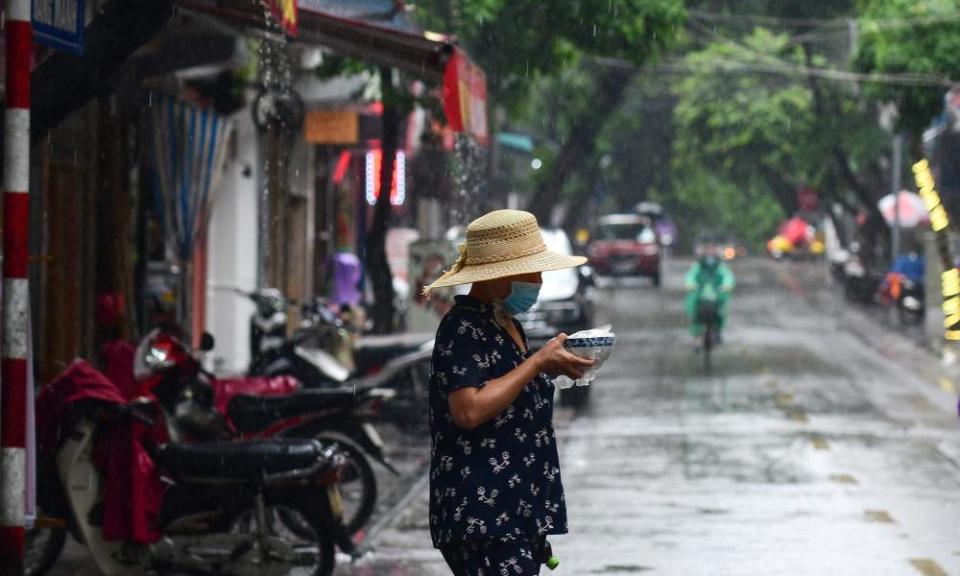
[878,191,929,228]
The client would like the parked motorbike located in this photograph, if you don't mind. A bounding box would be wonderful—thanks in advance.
[879,272,925,326]
[242,289,434,434]
[897,277,925,325]
[244,289,432,388]
[27,360,348,576]
[842,256,882,304]
[247,287,290,375]
[136,329,401,534]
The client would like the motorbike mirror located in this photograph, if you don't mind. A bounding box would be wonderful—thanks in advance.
[199,332,215,352]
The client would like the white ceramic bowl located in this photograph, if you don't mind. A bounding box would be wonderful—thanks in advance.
[564,335,616,373]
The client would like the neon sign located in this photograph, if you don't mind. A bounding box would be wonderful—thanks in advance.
[365,150,406,207]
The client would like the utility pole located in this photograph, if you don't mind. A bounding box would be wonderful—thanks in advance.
[891,132,903,258]
[0,0,32,573]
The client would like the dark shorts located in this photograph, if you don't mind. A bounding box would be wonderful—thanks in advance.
[440,537,545,576]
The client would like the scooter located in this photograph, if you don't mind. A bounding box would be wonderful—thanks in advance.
[136,329,402,534]
[897,277,925,325]
[27,360,349,576]
[244,289,433,389]
[246,287,290,375]
[695,287,721,373]
[879,272,925,326]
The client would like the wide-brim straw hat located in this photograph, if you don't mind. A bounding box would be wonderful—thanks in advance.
[423,209,587,294]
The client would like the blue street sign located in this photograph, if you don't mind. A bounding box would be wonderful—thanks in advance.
[32,0,85,55]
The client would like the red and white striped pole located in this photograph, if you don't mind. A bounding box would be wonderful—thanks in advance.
[0,0,31,573]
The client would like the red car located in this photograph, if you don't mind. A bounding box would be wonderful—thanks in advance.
[587,214,661,286]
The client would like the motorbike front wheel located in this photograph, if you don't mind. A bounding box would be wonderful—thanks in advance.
[312,434,377,535]
[24,490,68,576]
[231,496,336,576]
[23,505,67,576]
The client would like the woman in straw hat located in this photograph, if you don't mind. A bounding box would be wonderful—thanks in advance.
[423,210,594,575]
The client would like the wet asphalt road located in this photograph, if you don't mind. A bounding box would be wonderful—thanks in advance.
[341,257,960,576]
[49,258,960,575]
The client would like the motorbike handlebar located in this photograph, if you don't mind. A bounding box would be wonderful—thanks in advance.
[235,288,301,309]
[100,402,156,427]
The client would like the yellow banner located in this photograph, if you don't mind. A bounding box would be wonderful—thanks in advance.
[262,0,297,36]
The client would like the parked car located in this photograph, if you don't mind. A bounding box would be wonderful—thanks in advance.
[587,214,661,286]
[517,228,596,407]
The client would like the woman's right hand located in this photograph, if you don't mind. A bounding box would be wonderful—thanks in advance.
[533,333,596,379]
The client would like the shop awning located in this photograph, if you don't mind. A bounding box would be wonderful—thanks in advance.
[180,0,452,82]
[180,0,488,143]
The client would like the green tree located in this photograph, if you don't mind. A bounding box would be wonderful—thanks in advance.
[854,0,960,146]
[661,168,786,249]
[415,0,685,107]
[413,1,686,220]
[675,29,816,213]
[671,26,889,252]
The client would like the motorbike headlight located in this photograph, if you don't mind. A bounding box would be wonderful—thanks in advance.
[134,342,175,379]
[146,346,174,369]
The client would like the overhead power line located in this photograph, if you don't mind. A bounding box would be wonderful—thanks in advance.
[687,8,960,30]
[687,8,848,27]
[594,55,953,89]
[685,18,954,88]
[594,13,957,89]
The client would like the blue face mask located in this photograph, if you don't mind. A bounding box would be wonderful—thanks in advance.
[499,282,542,316]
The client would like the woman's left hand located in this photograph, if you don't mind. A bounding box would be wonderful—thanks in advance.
[533,333,596,380]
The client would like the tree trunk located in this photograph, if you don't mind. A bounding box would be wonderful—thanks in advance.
[367,68,398,334]
[526,67,634,224]
[801,44,890,263]
[561,161,602,232]
[758,166,800,215]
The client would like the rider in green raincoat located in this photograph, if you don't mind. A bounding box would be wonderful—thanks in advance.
[685,245,736,341]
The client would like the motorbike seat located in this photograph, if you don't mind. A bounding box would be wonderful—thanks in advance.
[226,388,359,433]
[354,333,431,351]
[353,334,430,368]
[157,438,329,482]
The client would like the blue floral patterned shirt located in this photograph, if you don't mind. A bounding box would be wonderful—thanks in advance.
[429,295,568,548]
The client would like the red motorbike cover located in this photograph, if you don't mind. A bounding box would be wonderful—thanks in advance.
[212,375,301,423]
[100,339,138,399]
[37,360,162,543]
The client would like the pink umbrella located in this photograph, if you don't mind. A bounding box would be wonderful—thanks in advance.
[878,191,929,228]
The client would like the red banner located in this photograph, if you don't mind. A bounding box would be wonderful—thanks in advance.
[261,0,298,36]
[443,49,489,146]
